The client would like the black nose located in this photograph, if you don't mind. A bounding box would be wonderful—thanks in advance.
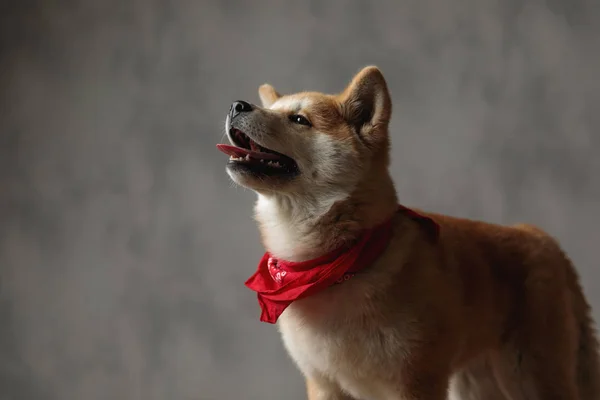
[230,100,253,120]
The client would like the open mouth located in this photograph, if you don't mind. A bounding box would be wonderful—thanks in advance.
[216,128,299,177]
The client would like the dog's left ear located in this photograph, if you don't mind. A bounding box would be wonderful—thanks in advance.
[339,66,392,144]
[258,84,281,108]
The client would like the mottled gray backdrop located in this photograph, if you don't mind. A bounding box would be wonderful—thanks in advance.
[1,0,599,399]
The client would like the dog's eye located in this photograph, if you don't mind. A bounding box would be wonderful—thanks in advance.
[288,114,312,127]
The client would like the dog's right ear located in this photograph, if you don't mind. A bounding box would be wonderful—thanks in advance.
[339,66,392,146]
[258,84,281,108]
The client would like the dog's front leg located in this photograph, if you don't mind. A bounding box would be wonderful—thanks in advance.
[305,375,354,400]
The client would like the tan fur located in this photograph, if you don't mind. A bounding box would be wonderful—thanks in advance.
[222,66,600,399]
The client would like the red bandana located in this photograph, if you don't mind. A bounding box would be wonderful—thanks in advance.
[244,205,439,323]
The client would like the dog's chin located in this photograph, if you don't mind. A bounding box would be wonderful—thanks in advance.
[226,164,299,192]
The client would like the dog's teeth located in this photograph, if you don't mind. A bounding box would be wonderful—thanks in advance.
[260,159,264,163]
[245,154,250,161]
[265,160,282,168]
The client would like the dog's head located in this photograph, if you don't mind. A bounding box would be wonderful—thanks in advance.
[217,66,392,199]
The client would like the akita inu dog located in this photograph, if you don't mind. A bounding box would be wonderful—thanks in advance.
[217,66,600,400]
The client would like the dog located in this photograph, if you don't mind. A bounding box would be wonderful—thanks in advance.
[216,66,600,399]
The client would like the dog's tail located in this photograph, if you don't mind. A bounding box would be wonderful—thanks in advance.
[567,263,600,399]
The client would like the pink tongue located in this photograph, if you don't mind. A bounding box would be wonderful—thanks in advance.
[216,144,282,160]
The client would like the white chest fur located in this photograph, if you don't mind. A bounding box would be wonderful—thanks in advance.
[276,279,412,400]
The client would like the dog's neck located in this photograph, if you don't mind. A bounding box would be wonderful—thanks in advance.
[254,173,398,262]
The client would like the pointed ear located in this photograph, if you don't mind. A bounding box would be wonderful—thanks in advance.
[339,66,392,143]
[258,84,281,108]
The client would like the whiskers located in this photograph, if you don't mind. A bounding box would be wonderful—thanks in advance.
[217,116,230,144]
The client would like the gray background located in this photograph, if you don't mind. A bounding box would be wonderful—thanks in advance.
[1,0,599,399]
